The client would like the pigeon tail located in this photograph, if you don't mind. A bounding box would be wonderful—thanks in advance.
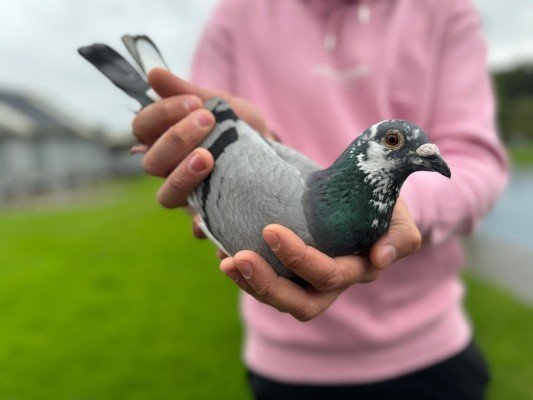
[121,34,169,76]
[78,44,156,108]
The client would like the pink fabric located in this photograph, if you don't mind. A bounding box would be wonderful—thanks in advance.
[190,0,508,384]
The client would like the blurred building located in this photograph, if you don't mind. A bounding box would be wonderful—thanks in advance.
[0,90,141,202]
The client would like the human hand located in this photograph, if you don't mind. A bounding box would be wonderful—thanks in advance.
[132,68,269,208]
[218,198,422,321]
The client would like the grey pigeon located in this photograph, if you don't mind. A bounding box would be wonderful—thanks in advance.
[79,35,451,280]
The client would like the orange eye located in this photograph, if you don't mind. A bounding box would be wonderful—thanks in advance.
[384,130,403,149]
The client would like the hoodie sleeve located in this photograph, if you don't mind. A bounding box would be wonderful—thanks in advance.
[189,0,236,93]
[400,0,509,246]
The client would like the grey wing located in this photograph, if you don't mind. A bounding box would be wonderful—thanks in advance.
[267,139,320,179]
[188,104,314,278]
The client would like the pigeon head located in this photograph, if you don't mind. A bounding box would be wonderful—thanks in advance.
[304,120,451,256]
[355,119,451,180]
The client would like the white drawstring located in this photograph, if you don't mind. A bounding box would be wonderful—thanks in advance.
[358,3,371,24]
[323,33,337,52]
[322,2,344,52]
[322,1,372,52]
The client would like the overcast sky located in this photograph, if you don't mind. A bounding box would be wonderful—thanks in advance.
[1,0,532,136]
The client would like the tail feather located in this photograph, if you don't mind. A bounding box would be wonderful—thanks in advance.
[78,44,155,107]
[121,34,169,75]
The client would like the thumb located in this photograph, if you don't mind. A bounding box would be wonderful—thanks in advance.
[147,68,225,101]
[148,68,268,134]
[369,201,422,269]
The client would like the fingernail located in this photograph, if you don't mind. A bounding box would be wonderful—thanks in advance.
[184,97,202,112]
[380,245,397,268]
[188,152,207,173]
[225,270,240,283]
[129,145,147,155]
[263,230,280,251]
[236,261,253,279]
[195,110,212,127]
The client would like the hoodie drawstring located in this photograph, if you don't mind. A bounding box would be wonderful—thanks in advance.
[319,0,372,53]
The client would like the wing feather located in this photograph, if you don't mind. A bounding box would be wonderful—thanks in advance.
[188,101,317,278]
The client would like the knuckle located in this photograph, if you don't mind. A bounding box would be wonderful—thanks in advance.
[361,269,380,284]
[166,173,187,193]
[255,283,275,302]
[162,98,178,123]
[157,187,185,209]
[281,245,308,272]
[132,104,155,141]
[408,229,422,252]
[187,95,202,110]
[168,124,188,149]
[315,269,342,292]
[156,192,174,209]
[131,115,142,138]
[142,154,164,177]
[293,303,320,322]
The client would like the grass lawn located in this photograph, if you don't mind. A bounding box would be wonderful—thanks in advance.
[509,145,533,165]
[464,276,533,400]
[0,177,531,399]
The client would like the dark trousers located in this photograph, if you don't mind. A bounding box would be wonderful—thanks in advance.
[247,341,490,400]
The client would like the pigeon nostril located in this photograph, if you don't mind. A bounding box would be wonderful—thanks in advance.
[416,143,440,157]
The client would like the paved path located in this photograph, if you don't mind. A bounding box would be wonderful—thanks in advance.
[464,234,533,304]
[463,167,533,304]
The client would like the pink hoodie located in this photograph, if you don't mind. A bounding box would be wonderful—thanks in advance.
[190,0,508,384]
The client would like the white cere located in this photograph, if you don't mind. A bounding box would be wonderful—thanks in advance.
[416,143,440,158]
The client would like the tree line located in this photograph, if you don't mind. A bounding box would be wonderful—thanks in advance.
[493,65,533,143]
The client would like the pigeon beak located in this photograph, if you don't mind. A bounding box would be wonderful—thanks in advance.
[427,155,451,178]
[415,143,451,178]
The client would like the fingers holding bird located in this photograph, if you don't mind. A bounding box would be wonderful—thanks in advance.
[136,105,216,209]
[148,68,269,135]
[219,225,382,322]
[369,198,422,270]
[132,94,204,146]
[262,224,380,292]
[220,251,341,322]
[217,200,421,322]
[142,109,215,177]
[156,148,214,208]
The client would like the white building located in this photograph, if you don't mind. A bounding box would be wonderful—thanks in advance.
[0,90,141,202]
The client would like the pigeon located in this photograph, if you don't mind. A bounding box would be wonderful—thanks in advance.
[78,35,451,280]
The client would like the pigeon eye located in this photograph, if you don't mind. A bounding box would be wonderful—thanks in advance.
[384,130,403,149]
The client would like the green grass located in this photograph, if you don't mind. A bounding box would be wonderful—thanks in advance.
[464,276,533,400]
[0,177,531,399]
[0,178,248,400]
[509,145,533,165]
